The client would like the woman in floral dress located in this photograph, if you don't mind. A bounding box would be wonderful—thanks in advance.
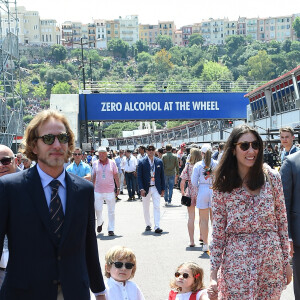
[208,124,293,300]
[180,148,202,247]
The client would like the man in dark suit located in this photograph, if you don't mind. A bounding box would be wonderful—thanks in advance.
[280,151,300,299]
[0,110,106,300]
[138,144,165,234]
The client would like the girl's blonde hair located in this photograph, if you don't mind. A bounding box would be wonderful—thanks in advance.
[105,246,137,279]
[189,148,202,165]
[170,262,204,293]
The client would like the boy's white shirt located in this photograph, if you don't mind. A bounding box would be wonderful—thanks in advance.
[104,277,145,300]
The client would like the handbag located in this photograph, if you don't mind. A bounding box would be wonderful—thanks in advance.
[181,164,191,207]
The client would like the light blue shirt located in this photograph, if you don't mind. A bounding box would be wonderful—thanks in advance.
[66,161,91,178]
[36,164,67,214]
[114,156,123,173]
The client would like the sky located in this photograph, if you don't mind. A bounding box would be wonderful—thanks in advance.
[16,0,300,27]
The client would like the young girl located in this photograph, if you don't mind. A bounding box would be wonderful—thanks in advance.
[104,245,145,300]
[169,262,209,300]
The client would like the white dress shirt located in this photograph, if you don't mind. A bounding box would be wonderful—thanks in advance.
[105,277,145,300]
[124,155,137,173]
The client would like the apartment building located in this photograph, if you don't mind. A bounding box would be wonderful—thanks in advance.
[158,21,175,43]
[40,19,59,45]
[139,24,158,45]
[237,17,246,36]
[182,25,193,46]
[106,20,120,42]
[94,19,107,49]
[118,15,139,46]
[201,19,212,45]
[210,18,226,44]
[88,23,96,48]
[246,18,258,40]
[174,30,183,46]
[224,20,237,38]
[192,23,202,34]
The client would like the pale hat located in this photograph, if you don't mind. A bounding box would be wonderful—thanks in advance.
[97,146,107,153]
[201,143,211,154]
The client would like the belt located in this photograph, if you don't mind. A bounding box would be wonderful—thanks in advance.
[149,185,155,187]
[0,267,6,271]
[125,171,134,173]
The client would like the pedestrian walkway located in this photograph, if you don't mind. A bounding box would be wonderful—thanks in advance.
[92,189,294,300]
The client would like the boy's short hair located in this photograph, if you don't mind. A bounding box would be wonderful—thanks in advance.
[279,126,294,136]
[105,246,137,279]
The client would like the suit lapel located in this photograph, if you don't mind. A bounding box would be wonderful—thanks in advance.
[60,172,78,246]
[26,166,57,245]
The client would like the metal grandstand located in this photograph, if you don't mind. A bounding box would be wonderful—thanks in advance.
[0,0,23,149]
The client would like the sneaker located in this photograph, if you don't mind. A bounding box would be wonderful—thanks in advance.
[154,228,163,234]
[108,231,115,236]
[145,226,152,231]
[202,244,209,252]
[120,191,123,195]
[127,197,132,201]
[165,202,168,206]
[97,222,103,233]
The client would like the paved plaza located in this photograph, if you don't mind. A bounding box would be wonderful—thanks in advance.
[92,189,294,300]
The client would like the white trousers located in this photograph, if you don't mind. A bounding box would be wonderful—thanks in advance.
[94,192,116,231]
[142,186,161,230]
[118,172,124,192]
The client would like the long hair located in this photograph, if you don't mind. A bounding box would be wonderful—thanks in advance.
[203,149,212,167]
[23,110,75,162]
[212,124,264,193]
[189,148,202,165]
[170,262,204,293]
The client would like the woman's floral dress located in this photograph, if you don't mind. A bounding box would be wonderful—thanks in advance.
[180,163,198,206]
[210,168,290,300]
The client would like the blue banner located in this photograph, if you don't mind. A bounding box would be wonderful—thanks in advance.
[79,93,247,121]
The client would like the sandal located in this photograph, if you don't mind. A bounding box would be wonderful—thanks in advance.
[189,244,195,247]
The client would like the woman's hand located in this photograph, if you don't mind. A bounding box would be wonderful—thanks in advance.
[286,263,293,285]
[207,279,218,299]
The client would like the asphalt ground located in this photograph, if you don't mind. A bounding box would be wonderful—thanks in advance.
[92,188,294,300]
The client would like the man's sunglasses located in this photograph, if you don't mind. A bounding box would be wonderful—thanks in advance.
[112,262,135,270]
[147,148,155,151]
[73,153,82,156]
[37,133,69,145]
[175,272,190,279]
[0,157,14,166]
[234,141,260,151]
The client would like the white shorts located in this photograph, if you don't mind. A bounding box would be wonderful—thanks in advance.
[196,185,212,209]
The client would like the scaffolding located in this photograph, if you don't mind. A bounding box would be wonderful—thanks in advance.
[0,0,23,149]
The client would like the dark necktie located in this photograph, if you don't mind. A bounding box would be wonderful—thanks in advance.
[49,180,64,241]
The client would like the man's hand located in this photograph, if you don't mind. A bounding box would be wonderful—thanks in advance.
[116,189,119,196]
[95,295,106,300]
[140,189,146,197]
[160,190,165,197]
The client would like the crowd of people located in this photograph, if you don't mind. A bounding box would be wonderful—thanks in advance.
[0,109,299,300]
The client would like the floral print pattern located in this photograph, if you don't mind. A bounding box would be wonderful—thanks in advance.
[180,163,198,206]
[210,168,290,300]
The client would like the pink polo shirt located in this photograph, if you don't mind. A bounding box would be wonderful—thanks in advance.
[92,159,117,193]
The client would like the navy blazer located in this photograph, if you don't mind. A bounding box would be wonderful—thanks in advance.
[0,166,105,300]
[137,156,165,195]
[280,151,300,247]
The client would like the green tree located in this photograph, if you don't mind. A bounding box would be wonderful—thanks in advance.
[142,83,157,93]
[33,84,47,99]
[40,100,50,108]
[201,61,233,81]
[121,83,136,93]
[189,33,205,46]
[137,51,153,63]
[135,40,149,53]
[50,45,67,63]
[206,82,223,92]
[292,17,300,39]
[156,35,173,50]
[166,78,181,92]
[108,39,129,58]
[102,58,112,70]
[247,50,275,80]
[45,68,72,84]
[166,121,189,129]
[15,82,30,97]
[20,56,28,68]
[51,82,71,94]
[281,39,292,53]
[188,80,202,92]
[23,115,33,124]
[154,49,173,74]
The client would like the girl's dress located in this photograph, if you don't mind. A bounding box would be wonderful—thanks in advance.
[210,168,290,299]
[169,289,208,300]
[180,163,198,206]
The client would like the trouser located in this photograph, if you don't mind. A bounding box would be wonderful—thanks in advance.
[133,175,140,197]
[118,172,124,192]
[164,175,175,203]
[294,245,300,300]
[57,284,64,300]
[125,172,135,198]
[94,192,116,231]
[142,186,161,230]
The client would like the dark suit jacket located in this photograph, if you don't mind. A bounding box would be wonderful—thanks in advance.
[137,156,165,195]
[0,166,105,300]
[280,151,300,247]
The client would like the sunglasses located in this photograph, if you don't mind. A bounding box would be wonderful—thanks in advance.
[0,157,14,166]
[175,272,190,279]
[73,153,82,156]
[235,141,260,151]
[37,133,69,145]
[112,262,135,270]
[148,148,155,151]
